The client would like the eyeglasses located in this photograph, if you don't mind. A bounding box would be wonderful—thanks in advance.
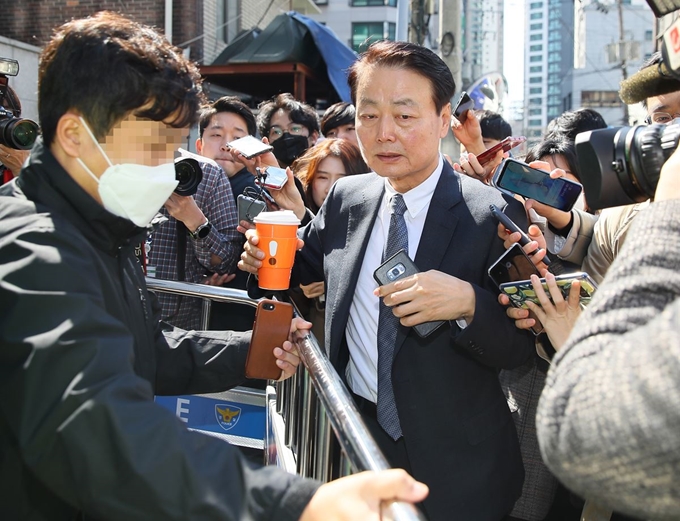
[268,124,306,138]
[645,112,680,124]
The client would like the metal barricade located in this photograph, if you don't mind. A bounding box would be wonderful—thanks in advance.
[146,278,426,521]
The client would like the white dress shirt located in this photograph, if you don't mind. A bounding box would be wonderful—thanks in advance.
[345,156,444,402]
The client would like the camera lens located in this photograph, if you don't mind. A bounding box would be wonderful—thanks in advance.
[0,114,39,150]
[263,302,275,311]
[174,157,203,196]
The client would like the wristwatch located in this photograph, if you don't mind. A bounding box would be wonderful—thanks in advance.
[189,220,212,239]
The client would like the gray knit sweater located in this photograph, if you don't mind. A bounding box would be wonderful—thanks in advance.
[537,199,680,521]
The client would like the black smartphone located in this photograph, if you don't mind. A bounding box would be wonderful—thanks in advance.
[453,91,474,124]
[373,249,445,338]
[488,243,544,335]
[245,299,293,380]
[492,158,583,212]
[237,194,266,224]
[489,204,551,265]
[476,136,527,166]
[256,166,288,190]
[228,135,273,160]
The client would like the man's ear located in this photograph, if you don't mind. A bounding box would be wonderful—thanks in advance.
[440,102,452,138]
[54,113,85,158]
[195,137,203,155]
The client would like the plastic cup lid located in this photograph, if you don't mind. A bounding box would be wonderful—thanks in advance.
[253,210,301,225]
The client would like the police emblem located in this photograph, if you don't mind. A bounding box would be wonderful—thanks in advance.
[215,404,241,431]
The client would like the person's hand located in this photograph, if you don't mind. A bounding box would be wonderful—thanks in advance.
[454,150,504,184]
[522,160,573,229]
[275,317,311,380]
[497,222,550,276]
[236,219,255,235]
[299,469,429,521]
[498,292,537,332]
[450,112,485,155]
[375,270,476,324]
[0,144,29,176]
[202,273,236,286]
[654,141,680,201]
[300,281,325,299]
[237,228,305,275]
[524,273,581,350]
[163,193,206,231]
[266,166,307,220]
[228,136,279,177]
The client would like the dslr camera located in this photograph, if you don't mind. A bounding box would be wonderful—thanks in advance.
[0,58,39,150]
[173,156,202,196]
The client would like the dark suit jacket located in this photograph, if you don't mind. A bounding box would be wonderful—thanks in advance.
[295,161,535,520]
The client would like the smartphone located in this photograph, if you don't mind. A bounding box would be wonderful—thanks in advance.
[373,249,445,338]
[256,166,288,190]
[489,204,551,265]
[237,194,266,224]
[228,135,273,160]
[453,91,474,124]
[492,158,583,212]
[476,136,527,167]
[499,272,598,309]
[245,299,293,380]
[488,243,544,335]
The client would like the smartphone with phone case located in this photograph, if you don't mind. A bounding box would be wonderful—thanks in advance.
[256,166,288,190]
[373,249,445,338]
[453,91,475,123]
[492,158,583,212]
[488,243,544,335]
[228,135,273,160]
[499,272,598,309]
[476,136,527,167]
[245,299,293,380]
[237,194,266,224]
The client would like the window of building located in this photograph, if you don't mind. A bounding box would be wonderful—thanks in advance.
[548,84,560,95]
[529,119,542,126]
[530,87,542,94]
[548,41,562,52]
[351,22,395,52]
[530,1,543,8]
[529,76,542,84]
[581,90,621,107]
[529,108,542,115]
[530,44,543,51]
[530,12,543,19]
[529,97,542,105]
[548,95,561,105]
[314,0,329,4]
[547,106,561,118]
[528,129,543,137]
[530,34,542,41]
[530,55,542,62]
[548,62,560,73]
[216,0,241,43]
[530,65,543,73]
[350,0,397,6]
[645,30,653,41]
[548,51,560,63]
[530,23,542,30]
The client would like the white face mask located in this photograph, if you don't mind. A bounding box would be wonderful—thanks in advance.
[76,117,178,227]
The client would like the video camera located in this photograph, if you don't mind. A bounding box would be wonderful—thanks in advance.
[0,58,39,150]
[574,0,680,210]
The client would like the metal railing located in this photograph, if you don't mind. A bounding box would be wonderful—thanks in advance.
[146,278,426,521]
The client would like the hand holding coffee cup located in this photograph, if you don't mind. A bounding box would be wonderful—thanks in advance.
[241,210,301,290]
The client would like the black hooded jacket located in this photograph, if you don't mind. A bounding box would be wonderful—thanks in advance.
[0,140,319,520]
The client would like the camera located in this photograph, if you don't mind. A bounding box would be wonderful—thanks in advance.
[173,157,203,196]
[575,122,680,210]
[0,58,39,150]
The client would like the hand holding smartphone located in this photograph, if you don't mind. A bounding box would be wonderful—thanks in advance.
[245,299,293,380]
[476,136,527,167]
[373,249,445,338]
[489,204,551,265]
[255,166,289,190]
[500,272,598,309]
[492,158,583,212]
[237,194,266,224]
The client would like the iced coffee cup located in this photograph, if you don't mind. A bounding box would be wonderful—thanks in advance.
[253,210,301,290]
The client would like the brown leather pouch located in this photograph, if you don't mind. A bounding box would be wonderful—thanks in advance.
[245,299,294,380]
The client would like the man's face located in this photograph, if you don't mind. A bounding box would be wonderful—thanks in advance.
[355,65,450,192]
[646,90,680,124]
[268,108,316,147]
[196,111,250,176]
[482,137,501,149]
[99,114,188,167]
[325,122,358,146]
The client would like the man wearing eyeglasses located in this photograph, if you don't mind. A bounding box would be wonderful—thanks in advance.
[256,93,320,167]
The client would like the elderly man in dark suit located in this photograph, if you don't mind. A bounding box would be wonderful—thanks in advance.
[240,40,535,521]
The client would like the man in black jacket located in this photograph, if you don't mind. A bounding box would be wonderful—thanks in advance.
[0,12,428,521]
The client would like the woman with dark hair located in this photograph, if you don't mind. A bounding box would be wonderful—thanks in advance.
[294,138,368,213]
